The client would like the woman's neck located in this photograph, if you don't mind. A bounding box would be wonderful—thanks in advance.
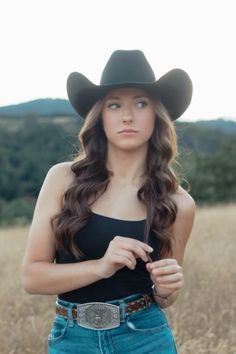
[106,147,147,185]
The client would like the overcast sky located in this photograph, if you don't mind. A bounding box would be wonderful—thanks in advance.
[0,0,235,121]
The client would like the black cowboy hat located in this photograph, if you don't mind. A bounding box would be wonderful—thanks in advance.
[67,49,193,120]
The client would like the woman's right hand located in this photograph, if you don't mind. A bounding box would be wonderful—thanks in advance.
[96,236,153,279]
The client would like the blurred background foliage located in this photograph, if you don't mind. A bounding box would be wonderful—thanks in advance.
[0,114,235,226]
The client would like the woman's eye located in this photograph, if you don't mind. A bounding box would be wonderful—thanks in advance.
[108,103,120,109]
[136,100,148,108]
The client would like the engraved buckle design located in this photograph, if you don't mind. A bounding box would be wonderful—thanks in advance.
[77,302,120,330]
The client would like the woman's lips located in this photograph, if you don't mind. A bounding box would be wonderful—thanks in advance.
[118,129,138,134]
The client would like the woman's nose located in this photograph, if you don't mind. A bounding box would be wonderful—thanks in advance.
[122,107,133,123]
[123,115,133,123]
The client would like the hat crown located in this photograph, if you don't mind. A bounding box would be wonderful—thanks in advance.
[100,50,156,85]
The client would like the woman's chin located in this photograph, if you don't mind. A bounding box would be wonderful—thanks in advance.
[113,143,147,153]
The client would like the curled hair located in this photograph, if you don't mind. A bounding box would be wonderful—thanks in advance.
[50,95,179,259]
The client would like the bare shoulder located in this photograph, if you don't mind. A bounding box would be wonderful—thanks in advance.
[46,161,75,194]
[49,161,75,174]
[171,185,196,217]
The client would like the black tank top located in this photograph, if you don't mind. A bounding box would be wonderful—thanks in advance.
[56,212,160,303]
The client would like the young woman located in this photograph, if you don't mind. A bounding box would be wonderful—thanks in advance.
[22,50,195,353]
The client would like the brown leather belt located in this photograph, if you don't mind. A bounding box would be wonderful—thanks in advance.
[56,293,155,330]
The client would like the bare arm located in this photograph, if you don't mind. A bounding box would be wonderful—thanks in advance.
[146,186,196,308]
[21,163,104,295]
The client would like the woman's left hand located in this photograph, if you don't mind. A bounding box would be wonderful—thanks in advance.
[146,258,184,297]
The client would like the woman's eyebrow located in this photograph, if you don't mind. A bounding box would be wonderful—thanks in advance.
[105,96,121,100]
[133,95,149,99]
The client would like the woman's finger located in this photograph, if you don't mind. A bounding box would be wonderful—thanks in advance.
[154,281,184,290]
[112,236,152,262]
[112,253,136,269]
[113,249,136,264]
[154,272,183,284]
[151,264,182,276]
[149,259,178,268]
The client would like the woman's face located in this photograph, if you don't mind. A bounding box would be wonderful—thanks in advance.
[101,88,156,151]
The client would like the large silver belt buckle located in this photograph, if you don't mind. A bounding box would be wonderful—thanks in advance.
[77,302,120,330]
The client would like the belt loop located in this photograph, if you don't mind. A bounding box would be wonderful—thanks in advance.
[67,305,75,328]
[118,299,126,323]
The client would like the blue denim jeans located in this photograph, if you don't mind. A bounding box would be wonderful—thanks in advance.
[48,292,177,353]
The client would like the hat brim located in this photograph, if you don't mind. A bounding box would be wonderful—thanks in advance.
[67,69,192,121]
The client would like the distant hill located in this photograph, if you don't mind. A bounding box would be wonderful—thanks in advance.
[176,118,236,140]
[193,118,236,134]
[0,98,76,117]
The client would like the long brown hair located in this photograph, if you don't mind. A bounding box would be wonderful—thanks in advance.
[50,94,179,259]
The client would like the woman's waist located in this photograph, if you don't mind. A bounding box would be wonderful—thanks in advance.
[58,277,153,303]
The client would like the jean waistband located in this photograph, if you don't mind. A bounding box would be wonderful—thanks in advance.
[56,292,156,324]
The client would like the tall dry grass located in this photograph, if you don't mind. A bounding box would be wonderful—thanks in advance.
[0,204,235,353]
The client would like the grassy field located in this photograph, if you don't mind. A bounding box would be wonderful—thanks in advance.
[0,204,235,353]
